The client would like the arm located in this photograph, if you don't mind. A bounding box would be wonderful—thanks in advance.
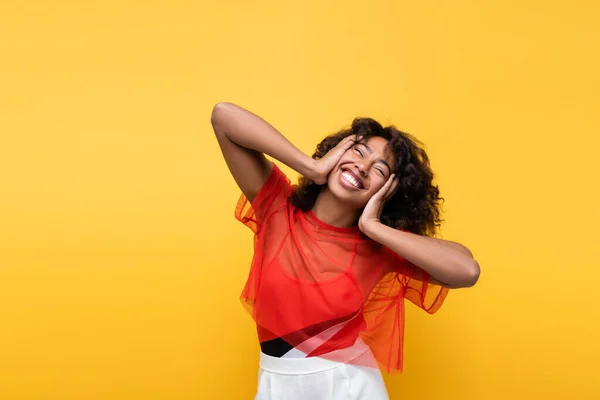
[358,175,480,289]
[362,222,480,289]
[211,102,316,202]
[211,102,357,201]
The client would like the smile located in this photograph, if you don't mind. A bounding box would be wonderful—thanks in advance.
[340,170,364,190]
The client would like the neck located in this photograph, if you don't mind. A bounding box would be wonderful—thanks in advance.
[311,187,360,228]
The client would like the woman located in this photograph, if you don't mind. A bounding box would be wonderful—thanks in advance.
[211,102,480,400]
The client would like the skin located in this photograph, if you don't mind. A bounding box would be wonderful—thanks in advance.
[211,102,480,288]
[311,136,396,228]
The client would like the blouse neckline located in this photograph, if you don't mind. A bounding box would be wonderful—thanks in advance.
[304,210,361,234]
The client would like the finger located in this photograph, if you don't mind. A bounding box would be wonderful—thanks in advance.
[384,180,399,202]
[330,134,357,157]
[382,175,399,202]
[386,177,400,198]
[340,134,357,148]
[383,174,396,192]
[321,135,353,162]
[372,174,394,202]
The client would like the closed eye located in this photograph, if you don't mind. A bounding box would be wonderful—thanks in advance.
[354,148,364,157]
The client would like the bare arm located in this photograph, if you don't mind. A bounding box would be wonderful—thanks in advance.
[211,102,357,201]
[210,102,316,202]
[363,221,480,288]
[358,168,480,289]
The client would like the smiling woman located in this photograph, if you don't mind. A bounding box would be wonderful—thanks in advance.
[211,102,480,400]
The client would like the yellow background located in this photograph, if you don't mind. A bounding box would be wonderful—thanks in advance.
[1,1,598,399]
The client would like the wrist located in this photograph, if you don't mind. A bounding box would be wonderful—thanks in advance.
[359,218,382,238]
[299,156,319,181]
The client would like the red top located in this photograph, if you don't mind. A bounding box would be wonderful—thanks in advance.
[235,164,448,373]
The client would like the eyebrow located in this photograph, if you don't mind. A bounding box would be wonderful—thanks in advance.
[356,143,392,172]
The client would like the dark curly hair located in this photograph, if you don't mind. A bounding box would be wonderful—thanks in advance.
[290,117,444,237]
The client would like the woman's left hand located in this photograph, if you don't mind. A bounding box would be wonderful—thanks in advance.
[358,174,399,233]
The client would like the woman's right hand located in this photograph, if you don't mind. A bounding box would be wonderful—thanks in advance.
[308,134,359,185]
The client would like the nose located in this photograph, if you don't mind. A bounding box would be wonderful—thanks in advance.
[354,162,368,177]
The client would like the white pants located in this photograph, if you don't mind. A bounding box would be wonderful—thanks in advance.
[255,341,389,400]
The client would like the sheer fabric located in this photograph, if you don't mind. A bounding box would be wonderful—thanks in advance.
[235,164,448,373]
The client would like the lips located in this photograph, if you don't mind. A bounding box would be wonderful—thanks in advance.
[340,168,364,189]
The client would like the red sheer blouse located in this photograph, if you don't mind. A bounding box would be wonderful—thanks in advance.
[235,164,448,373]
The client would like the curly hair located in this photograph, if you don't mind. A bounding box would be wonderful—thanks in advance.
[289,117,444,237]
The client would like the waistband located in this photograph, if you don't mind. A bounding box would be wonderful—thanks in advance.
[259,338,372,375]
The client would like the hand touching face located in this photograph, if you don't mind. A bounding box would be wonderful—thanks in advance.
[326,136,397,208]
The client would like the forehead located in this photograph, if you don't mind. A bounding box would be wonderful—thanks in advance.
[357,136,395,164]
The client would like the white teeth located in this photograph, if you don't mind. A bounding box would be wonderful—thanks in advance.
[341,171,360,188]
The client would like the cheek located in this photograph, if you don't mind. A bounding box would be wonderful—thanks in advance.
[368,177,387,194]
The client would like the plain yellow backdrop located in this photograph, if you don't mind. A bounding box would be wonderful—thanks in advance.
[1,0,598,399]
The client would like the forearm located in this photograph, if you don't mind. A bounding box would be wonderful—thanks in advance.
[362,222,480,288]
[211,102,315,177]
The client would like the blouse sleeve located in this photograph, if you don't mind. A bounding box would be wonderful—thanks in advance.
[359,250,449,374]
[394,254,449,314]
[234,163,292,234]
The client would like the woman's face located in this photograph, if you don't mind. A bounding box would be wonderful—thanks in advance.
[326,136,396,208]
